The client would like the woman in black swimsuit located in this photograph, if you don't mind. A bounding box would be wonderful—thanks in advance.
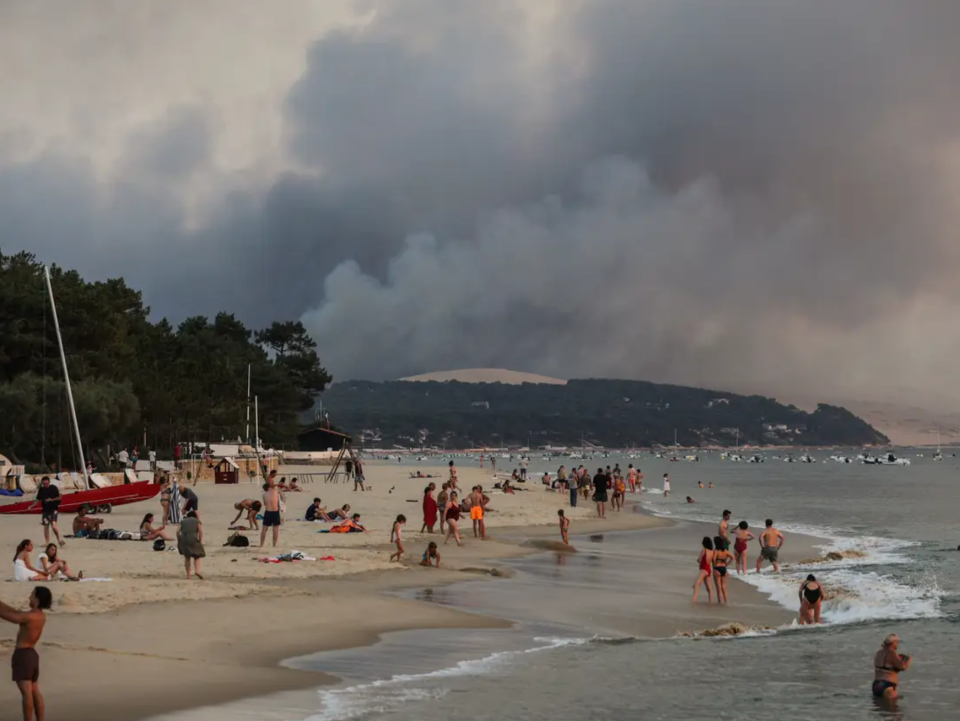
[799,574,826,625]
[444,492,462,547]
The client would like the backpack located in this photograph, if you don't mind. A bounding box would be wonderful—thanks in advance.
[153,539,166,551]
[225,532,249,547]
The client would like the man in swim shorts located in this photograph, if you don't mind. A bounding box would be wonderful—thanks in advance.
[469,487,486,539]
[34,476,65,549]
[1,586,52,721]
[260,477,282,548]
[718,510,732,550]
[756,519,785,572]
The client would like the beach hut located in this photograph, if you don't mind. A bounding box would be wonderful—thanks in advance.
[213,457,239,484]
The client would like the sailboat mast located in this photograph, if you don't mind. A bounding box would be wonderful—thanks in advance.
[254,395,263,481]
[245,364,251,442]
[44,266,89,490]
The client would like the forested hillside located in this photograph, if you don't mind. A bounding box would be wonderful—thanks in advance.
[321,379,889,449]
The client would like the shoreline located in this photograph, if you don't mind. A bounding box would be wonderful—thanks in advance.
[0,464,827,720]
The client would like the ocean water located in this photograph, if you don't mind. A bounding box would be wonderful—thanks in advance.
[280,453,960,721]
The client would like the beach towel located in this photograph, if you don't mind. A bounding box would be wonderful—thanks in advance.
[257,551,317,563]
[168,482,183,524]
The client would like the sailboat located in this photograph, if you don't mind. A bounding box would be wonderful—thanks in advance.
[933,429,943,462]
[0,267,160,515]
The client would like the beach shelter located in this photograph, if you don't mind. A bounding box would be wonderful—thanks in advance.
[214,457,239,484]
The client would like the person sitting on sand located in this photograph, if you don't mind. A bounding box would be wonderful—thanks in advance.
[420,541,441,567]
[330,504,351,521]
[305,498,333,522]
[692,537,714,603]
[873,634,911,701]
[799,574,826,625]
[502,479,516,495]
[230,499,262,529]
[39,543,82,581]
[287,478,302,492]
[558,509,570,545]
[541,471,551,487]
[72,505,105,538]
[511,469,520,482]
[13,540,50,582]
[139,513,173,542]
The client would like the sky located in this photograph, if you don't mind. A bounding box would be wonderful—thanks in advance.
[3,1,960,406]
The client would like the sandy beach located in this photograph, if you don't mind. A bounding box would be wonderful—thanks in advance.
[0,462,823,720]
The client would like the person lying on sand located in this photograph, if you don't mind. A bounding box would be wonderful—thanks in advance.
[140,513,173,542]
[230,499,262,529]
[39,543,82,581]
[331,514,366,533]
[420,541,441,567]
[72,505,104,538]
[13,540,50,582]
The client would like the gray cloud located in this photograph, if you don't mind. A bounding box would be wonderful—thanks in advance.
[4,1,960,401]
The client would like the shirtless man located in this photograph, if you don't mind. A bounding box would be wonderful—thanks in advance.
[72,505,104,538]
[756,518,785,573]
[469,486,487,539]
[259,479,281,548]
[230,499,261,530]
[718,510,732,550]
[0,586,52,721]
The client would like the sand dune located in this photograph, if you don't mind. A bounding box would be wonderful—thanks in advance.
[401,368,567,385]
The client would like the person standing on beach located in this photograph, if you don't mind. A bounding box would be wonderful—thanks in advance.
[1,586,52,721]
[592,467,609,519]
[636,468,643,494]
[33,476,64,548]
[389,514,406,562]
[732,521,755,575]
[627,464,637,493]
[479,454,484,469]
[177,511,205,579]
[662,473,671,498]
[755,519,785,573]
[260,477,282,548]
[469,486,487,539]
[148,447,157,473]
[712,536,733,604]
[448,460,459,490]
[568,468,578,507]
[353,458,366,492]
[718,510,732,550]
[579,466,591,501]
[693,537,714,603]
[558,509,570,545]
[444,492,462,546]
[490,455,496,474]
[421,483,438,533]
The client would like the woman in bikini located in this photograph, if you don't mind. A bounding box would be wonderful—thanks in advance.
[732,521,755,575]
[712,535,733,604]
[444,492,462,546]
[799,574,826,624]
[873,634,911,700]
[39,543,82,581]
[692,537,714,603]
[140,513,173,542]
[159,479,172,524]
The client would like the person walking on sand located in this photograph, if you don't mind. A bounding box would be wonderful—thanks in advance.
[718,510,732,550]
[421,483,438,533]
[662,473,671,498]
[732,521,755,575]
[613,474,626,511]
[1,586,52,721]
[260,478,282,548]
[693,537,714,603]
[558,509,570,545]
[712,536,733,604]
[592,467,609,519]
[389,514,406,562]
[873,634,911,701]
[32,476,64,549]
[756,519,785,573]
[627,464,637,494]
[448,460,458,489]
[444,492,462,546]
[177,511,205,579]
[799,574,826,624]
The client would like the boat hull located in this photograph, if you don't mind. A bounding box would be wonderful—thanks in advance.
[0,481,159,515]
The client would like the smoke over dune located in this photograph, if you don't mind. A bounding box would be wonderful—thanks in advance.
[3,1,960,400]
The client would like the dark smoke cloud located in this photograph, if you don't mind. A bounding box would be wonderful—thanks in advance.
[4,1,960,400]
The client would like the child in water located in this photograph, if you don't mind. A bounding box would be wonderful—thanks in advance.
[420,541,441,567]
[389,514,406,563]
[558,509,570,545]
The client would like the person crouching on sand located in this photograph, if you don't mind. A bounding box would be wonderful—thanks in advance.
[873,634,911,701]
[799,574,826,624]
[0,586,52,721]
[558,509,570,545]
[420,541,441,567]
[693,537,714,603]
[390,514,406,563]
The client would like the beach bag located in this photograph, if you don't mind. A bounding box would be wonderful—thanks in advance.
[153,539,166,551]
[225,532,249,547]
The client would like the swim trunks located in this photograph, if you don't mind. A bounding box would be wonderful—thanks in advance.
[11,648,39,682]
[262,510,282,527]
[761,546,779,562]
[41,510,58,526]
[470,506,483,521]
[872,680,896,698]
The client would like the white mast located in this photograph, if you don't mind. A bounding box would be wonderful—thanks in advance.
[44,266,89,490]
[254,395,263,481]
[245,364,251,442]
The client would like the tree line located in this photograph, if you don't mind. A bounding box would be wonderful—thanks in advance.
[0,250,331,469]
